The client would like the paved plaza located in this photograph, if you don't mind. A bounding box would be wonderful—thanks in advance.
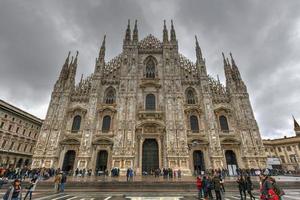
[0,190,298,200]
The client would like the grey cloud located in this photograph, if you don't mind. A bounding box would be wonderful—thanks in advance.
[0,0,299,138]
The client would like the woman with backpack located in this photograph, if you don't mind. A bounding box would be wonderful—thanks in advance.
[3,179,22,200]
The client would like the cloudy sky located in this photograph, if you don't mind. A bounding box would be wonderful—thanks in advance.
[0,0,299,139]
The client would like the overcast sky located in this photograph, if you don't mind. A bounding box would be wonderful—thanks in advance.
[0,0,299,139]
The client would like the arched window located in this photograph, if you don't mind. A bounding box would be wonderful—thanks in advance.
[186,89,196,104]
[145,94,156,110]
[190,115,199,132]
[146,59,155,78]
[219,115,229,132]
[71,115,81,132]
[104,88,116,104]
[102,115,111,132]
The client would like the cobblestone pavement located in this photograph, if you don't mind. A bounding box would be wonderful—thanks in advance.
[6,189,298,200]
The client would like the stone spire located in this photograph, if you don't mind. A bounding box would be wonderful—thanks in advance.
[59,51,71,81]
[163,20,169,43]
[124,19,131,44]
[69,51,78,86]
[293,115,300,136]
[170,20,176,43]
[132,20,138,43]
[230,52,241,80]
[195,35,203,62]
[223,52,232,85]
[98,35,106,63]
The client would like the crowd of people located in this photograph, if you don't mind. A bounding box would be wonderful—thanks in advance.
[195,172,285,200]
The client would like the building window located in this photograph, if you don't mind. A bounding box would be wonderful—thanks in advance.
[145,58,156,79]
[24,144,28,152]
[9,142,15,150]
[34,133,37,138]
[186,89,196,104]
[29,146,33,153]
[102,115,111,132]
[278,147,282,152]
[1,140,6,148]
[28,131,31,137]
[71,115,81,132]
[16,127,19,133]
[4,114,7,118]
[0,122,4,128]
[23,129,26,135]
[12,117,15,121]
[8,125,12,131]
[190,115,199,132]
[145,94,156,110]
[280,156,285,163]
[17,143,21,151]
[287,146,292,151]
[104,88,116,104]
[219,115,229,132]
[290,154,297,163]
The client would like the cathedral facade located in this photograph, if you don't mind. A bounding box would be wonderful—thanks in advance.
[32,20,266,175]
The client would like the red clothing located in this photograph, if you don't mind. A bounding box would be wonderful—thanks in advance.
[196,177,202,189]
[268,188,279,200]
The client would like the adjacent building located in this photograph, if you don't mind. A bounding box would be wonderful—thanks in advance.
[263,117,300,171]
[32,20,266,175]
[0,99,43,168]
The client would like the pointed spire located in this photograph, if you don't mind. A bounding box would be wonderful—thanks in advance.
[99,35,106,62]
[223,52,233,84]
[133,20,138,43]
[80,74,84,84]
[59,51,71,81]
[293,115,300,136]
[170,20,176,43]
[229,52,241,80]
[65,51,71,65]
[222,52,227,66]
[73,50,79,65]
[163,20,169,43]
[195,35,203,62]
[124,19,131,44]
[230,52,236,66]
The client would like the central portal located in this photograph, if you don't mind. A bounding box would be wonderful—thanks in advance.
[142,139,159,173]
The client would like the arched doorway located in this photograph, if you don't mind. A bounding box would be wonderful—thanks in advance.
[62,150,76,172]
[24,159,30,167]
[95,150,108,174]
[225,150,238,176]
[193,150,205,175]
[142,139,159,174]
[16,158,23,168]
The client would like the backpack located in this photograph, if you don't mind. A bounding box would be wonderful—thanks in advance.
[272,182,285,196]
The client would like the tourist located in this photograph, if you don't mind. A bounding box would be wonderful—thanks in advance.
[213,174,222,200]
[3,179,22,200]
[196,175,203,199]
[178,169,182,178]
[245,176,255,200]
[219,174,225,193]
[203,175,213,200]
[269,177,285,200]
[126,168,130,181]
[237,175,247,200]
[54,173,62,193]
[60,172,67,193]
[259,173,272,199]
[24,177,38,200]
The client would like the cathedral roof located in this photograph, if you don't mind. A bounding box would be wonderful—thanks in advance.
[138,34,162,50]
[104,53,123,74]
[178,53,197,73]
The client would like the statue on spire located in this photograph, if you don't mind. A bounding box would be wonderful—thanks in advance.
[133,20,138,43]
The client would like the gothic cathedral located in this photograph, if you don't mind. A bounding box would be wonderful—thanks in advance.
[32,20,266,175]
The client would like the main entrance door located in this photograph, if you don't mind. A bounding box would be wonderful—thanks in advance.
[225,150,238,176]
[62,150,76,172]
[193,150,205,175]
[95,150,108,173]
[142,139,159,173]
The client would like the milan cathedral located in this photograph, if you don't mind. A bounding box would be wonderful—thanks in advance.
[32,20,266,175]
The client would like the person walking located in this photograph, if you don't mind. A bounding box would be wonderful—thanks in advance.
[237,175,247,200]
[60,172,67,193]
[203,175,213,200]
[196,176,203,199]
[54,173,62,193]
[213,174,222,200]
[23,177,38,200]
[245,176,255,200]
[3,179,22,200]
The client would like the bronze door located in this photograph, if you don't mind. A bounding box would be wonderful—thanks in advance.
[96,150,108,171]
[142,139,159,173]
[193,150,205,174]
[62,150,76,172]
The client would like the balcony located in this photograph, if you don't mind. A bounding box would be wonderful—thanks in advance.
[137,110,164,121]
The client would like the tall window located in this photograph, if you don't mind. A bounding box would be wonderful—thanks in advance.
[145,94,156,110]
[102,115,111,132]
[71,115,81,132]
[219,115,229,131]
[190,115,199,132]
[146,59,155,78]
[186,89,196,104]
[104,88,116,104]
